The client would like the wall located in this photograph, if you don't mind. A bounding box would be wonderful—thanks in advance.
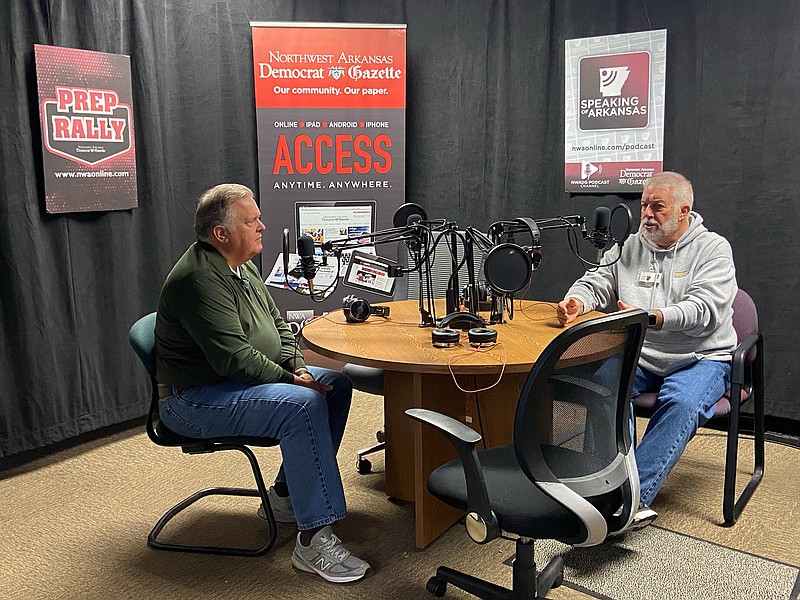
[1,0,797,456]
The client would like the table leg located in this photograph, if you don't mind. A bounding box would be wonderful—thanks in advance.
[384,370,525,548]
[385,371,466,547]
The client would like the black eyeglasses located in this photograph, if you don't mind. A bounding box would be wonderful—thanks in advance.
[238,276,251,293]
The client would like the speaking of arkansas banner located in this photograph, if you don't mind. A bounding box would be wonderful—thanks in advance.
[252,22,406,314]
[35,44,137,213]
[564,30,667,193]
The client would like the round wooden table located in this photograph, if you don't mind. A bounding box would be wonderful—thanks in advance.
[302,299,602,547]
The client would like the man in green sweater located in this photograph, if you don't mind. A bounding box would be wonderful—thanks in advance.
[155,183,369,583]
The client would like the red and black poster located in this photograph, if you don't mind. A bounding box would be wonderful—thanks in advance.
[564,31,667,193]
[35,44,137,213]
[251,22,406,314]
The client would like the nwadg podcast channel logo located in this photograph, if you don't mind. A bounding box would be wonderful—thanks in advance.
[581,161,601,180]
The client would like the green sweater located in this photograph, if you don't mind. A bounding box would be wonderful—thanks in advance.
[155,242,305,388]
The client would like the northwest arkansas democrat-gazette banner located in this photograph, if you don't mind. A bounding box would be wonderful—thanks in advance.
[251,22,407,314]
[35,44,137,213]
[564,30,667,193]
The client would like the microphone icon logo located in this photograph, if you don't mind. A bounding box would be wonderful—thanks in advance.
[581,161,601,180]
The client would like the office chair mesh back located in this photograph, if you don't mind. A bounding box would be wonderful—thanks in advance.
[515,314,645,544]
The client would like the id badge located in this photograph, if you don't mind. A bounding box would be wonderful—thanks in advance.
[638,271,662,286]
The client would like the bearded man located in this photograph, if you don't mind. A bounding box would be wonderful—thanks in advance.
[557,171,738,525]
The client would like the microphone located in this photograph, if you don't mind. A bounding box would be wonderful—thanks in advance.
[393,202,428,228]
[404,213,424,250]
[590,206,612,263]
[407,213,422,227]
[282,228,291,285]
[297,234,318,292]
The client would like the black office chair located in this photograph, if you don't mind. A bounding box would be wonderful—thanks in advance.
[346,363,387,474]
[129,312,279,556]
[633,288,765,525]
[407,310,648,599]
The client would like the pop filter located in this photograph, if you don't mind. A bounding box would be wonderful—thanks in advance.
[610,203,634,245]
[483,243,532,295]
[393,203,428,228]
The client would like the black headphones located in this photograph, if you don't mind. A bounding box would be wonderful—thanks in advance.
[512,217,542,271]
[462,282,493,313]
[438,311,485,330]
[341,295,391,323]
[431,312,497,347]
[431,327,460,348]
[467,327,497,347]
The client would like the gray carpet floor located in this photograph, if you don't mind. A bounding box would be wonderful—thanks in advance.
[1,390,798,600]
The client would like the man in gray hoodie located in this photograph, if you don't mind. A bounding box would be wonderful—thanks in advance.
[557,171,737,523]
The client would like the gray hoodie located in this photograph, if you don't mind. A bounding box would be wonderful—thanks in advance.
[564,211,738,376]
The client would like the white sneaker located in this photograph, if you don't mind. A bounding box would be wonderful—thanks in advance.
[256,486,296,524]
[292,526,371,583]
[629,504,658,530]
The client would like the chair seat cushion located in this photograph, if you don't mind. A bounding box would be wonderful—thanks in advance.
[427,445,590,541]
[154,420,278,449]
[342,364,385,396]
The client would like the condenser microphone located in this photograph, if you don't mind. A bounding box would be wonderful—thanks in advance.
[297,234,317,292]
[393,202,428,228]
[282,228,291,284]
[590,206,612,263]
[407,213,422,227]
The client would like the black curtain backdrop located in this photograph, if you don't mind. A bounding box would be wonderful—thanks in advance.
[1,0,798,456]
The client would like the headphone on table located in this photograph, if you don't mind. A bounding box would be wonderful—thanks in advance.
[431,312,498,348]
[341,295,391,323]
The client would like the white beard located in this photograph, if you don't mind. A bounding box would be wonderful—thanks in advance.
[640,213,680,244]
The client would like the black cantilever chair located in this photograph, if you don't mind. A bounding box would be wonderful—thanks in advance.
[407,309,648,599]
[129,312,279,556]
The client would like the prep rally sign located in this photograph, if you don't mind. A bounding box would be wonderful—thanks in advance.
[35,45,137,213]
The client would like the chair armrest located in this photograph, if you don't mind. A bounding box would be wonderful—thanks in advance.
[731,333,760,385]
[406,407,482,447]
[405,408,500,543]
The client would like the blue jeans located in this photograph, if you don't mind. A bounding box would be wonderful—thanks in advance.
[159,367,352,530]
[633,360,731,505]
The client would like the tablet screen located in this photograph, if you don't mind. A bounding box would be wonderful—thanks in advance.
[342,250,397,297]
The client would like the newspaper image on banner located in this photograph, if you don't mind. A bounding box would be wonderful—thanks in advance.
[35,44,137,213]
[564,30,667,193]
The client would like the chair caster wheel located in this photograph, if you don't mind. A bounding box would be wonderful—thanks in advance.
[427,576,447,597]
[356,457,372,474]
[553,572,564,589]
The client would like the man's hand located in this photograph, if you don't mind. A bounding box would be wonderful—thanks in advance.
[293,370,333,395]
[618,300,662,330]
[556,298,584,326]
[617,300,636,311]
